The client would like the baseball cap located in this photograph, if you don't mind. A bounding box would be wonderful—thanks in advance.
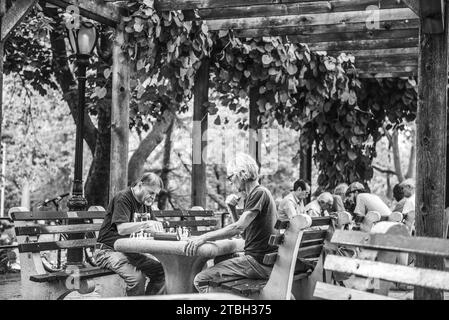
[345,182,365,196]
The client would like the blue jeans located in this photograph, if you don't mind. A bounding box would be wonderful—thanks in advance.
[94,248,165,296]
[194,255,272,293]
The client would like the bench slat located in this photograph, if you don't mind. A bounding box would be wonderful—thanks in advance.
[299,239,324,248]
[11,211,106,221]
[324,255,449,291]
[263,252,277,265]
[314,281,396,300]
[268,234,284,246]
[310,217,332,227]
[302,229,328,241]
[18,238,97,253]
[153,210,214,217]
[15,224,102,236]
[164,220,217,228]
[274,219,289,230]
[297,244,323,258]
[29,267,114,283]
[331,230,449,257]
[230,279,267,295]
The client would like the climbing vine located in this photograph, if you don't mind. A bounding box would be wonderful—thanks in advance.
[75,1,418,190]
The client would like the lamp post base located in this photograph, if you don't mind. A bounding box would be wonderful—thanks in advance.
[67,194,88,267]
[67,194,88,211]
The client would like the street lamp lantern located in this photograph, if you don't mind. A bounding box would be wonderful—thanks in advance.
[65,20,97,266]
[67,21,97,56]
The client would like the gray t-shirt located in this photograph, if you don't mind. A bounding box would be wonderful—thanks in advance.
[242,185,278,265]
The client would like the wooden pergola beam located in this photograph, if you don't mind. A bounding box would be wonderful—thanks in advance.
[418,0,444,34]
[45,0,121,27]
[357,72,416,78]
[306,37,418,52]
[181,0,410,20]
[323,47,419,57]
[284,28,418,44]
[203,8,417,31]
[402,0,419,15]
[1,0,36,42]
[235,19,418,38]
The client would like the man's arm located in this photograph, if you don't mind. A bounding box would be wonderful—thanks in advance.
[116,220,163,236]
[284,200,297,219]
[184,210,258,256]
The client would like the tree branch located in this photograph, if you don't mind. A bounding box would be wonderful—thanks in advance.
[372,165,398,176]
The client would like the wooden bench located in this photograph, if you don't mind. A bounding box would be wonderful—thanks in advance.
[198,213,352,299]
[10,206,126,300]
[153,209,219,235]
[312,220,449,300]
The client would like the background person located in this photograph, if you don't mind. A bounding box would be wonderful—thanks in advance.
[345,182,391,224]
[304,192,334,217]
[94,172,166,296]
[332,183,349,213]
[277,179,310,220]
[391,183,406,213]
[400,179,416,234]
[190,153,278,293]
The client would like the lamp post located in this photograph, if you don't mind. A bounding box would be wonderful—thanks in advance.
[66,21,97,266]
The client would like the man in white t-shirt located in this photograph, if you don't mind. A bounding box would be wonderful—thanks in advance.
[345,182,391,224]
[277,180,310,220]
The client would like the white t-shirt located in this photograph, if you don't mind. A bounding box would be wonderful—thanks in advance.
[277,192,305,220]
[402,194,415,214]
[354,193,391,217]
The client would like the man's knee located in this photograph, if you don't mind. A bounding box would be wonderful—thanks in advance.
[123,270,146,295]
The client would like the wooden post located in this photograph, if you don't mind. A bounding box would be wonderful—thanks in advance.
[299,142,312,202]
[249,87,261,167]
[109,21,129,201]
[0,1,5,196]
[414,0,448,300]
[299,144,312,183]
[191,58,210,208]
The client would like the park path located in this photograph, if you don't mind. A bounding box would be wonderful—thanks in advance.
[2,273,449,300]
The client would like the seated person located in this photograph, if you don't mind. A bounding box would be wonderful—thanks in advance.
[391,184,406,213]
[277,179,310,220]
[345,182,391,224]
[332,183,349,213]
[188,153,278,293]
[94,172,166,296]
[304,192,334,217]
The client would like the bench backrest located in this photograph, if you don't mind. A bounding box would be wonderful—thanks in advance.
[315,221,449,300]
[10,207,105,254]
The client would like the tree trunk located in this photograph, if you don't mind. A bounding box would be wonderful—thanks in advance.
[159,116,175,209]
[127,110,176,185]
[405,128,416,179]
[392,130,405,183]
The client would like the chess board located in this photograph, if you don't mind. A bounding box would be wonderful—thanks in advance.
[131,213,191,241]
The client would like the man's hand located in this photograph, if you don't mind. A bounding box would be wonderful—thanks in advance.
[184,236,206,256]
[226,194,240,208]
[142,220,164,234]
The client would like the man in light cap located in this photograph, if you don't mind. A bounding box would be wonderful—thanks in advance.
[345,182,391,224]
